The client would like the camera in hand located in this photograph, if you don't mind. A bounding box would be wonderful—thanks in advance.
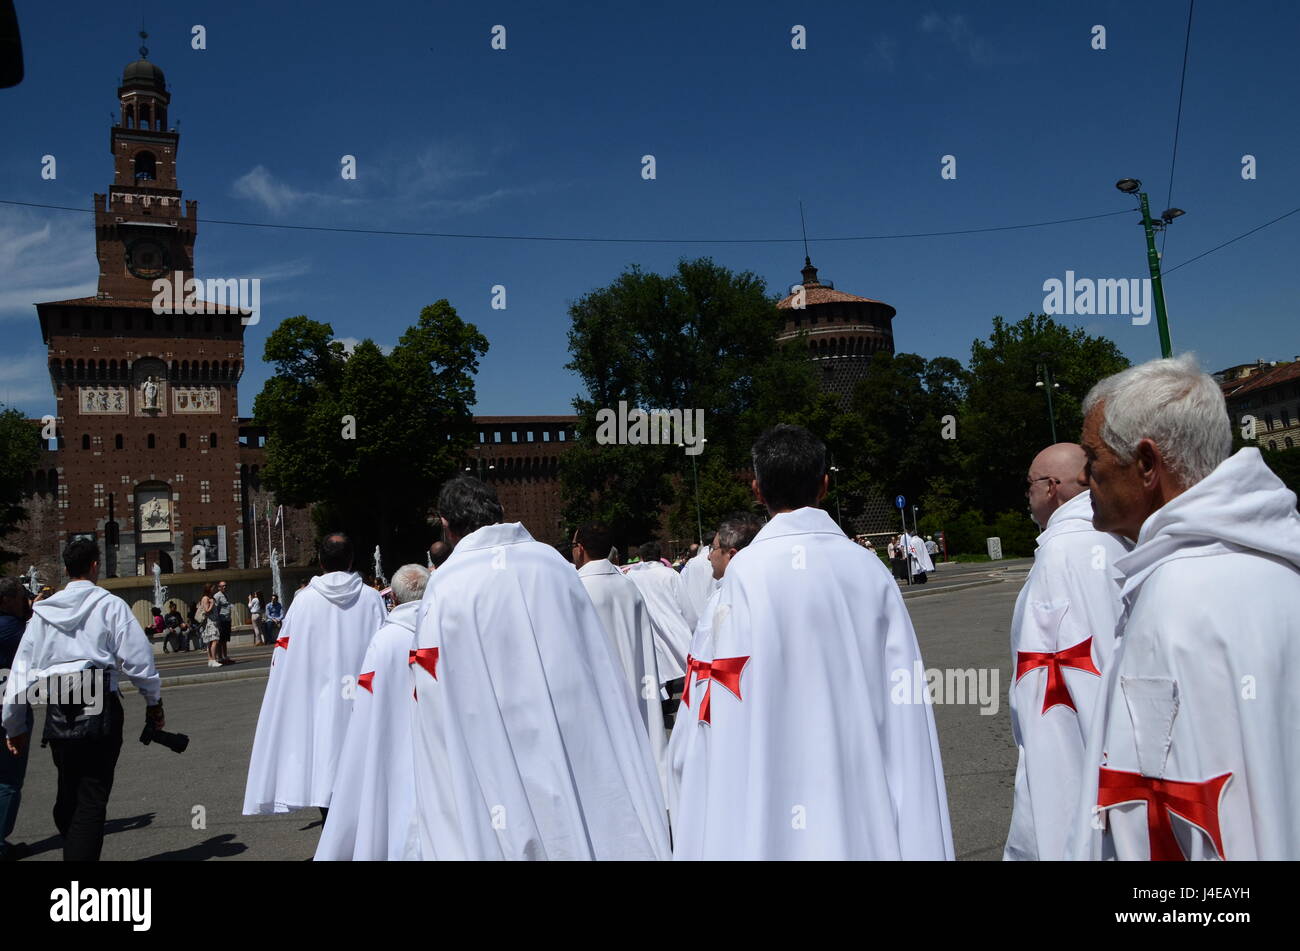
[139,723,189,753]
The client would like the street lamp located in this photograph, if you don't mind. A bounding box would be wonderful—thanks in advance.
[1115,177,1184,358]
[676,438,707,546]
[829,464,843,524]
[1035,362,1060,443]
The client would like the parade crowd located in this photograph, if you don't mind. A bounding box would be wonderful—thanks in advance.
[2,354,1298,860]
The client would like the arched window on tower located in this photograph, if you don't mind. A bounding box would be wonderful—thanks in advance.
[179,433,187,449]
[81,434,89,450]
[133,151,157,182]
[147,434,156,449]
[115,434,124,450]
[209,432,218,448]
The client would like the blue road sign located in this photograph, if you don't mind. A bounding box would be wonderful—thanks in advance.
[895,495,906,509]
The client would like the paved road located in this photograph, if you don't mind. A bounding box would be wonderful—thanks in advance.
[9,571,1028,861]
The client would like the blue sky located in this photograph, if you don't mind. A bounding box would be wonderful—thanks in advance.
[2,0,1297,418]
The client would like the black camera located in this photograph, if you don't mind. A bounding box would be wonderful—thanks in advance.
[139,723,189,753]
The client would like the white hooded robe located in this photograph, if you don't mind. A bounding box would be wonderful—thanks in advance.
[314,600,421,861]
[672,506,954,860]
[1004,489,1130,860]
[243,571,388,814]
[410,522,670,860]
[624,561,696,682]
[577,558,668,792]
[1070,449,1300,860]
[679,545,718,622]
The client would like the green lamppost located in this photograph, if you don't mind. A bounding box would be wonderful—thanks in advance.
[1115,178,1184,359]
[1036,362,1060,443]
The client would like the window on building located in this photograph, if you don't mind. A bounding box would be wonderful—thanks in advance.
[1288,437,1295,450]
[115,434,123,450]
[209,432,217,448]
[1269,441,1278,451]
[147,434,155,449]
[133,151,157,181]
[179,433,187,449]
[81,434,89,450]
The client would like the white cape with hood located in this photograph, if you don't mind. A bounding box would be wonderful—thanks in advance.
[623,561,696,682]
[904,532,935,575]
[1004,490,1130,860]
[315,600,421,861]
[1070,449,1300,860]
[679,546,718,622]
[672,506,954,860]
[577,559,667,792]
[243,571,387,814]
[410,522,670,860]
[1,581,160,736]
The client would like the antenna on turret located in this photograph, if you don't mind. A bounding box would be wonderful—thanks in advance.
[138,24,149,60]
[799,200,810,265]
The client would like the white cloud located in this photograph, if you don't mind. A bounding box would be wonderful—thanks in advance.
[0,347,55,416]
[231,165,317,214]
[919,13,996,66]
[0,210,98,320]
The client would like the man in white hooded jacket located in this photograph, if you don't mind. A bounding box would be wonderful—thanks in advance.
[244,532,387,817]
[1070,354,1300,860]
[316,563,428,861]
[1004,443,1130,860]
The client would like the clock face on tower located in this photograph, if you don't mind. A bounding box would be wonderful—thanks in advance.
[125,238,171,279]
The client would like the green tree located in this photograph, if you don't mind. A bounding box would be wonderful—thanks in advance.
[562,258,812,548]
[962,314,1129,517]
[254,302,488,567]
[0,406,41,569]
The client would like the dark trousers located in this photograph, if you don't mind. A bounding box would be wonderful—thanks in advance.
[48,692,124,861]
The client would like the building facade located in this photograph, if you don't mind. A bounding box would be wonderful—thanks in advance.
[1219,359,1300,452]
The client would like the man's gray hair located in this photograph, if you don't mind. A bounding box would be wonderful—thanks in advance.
[1082,353,1231,487]
[390,563,430,605]
[717,513,765,552]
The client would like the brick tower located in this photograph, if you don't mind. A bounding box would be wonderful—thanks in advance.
[775,257,897,405]
[31,39,247,579]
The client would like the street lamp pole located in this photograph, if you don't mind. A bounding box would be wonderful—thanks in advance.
[678,439,707,546]
[1036,363,1059,443]
[829,464,843,525]
[1116,178,1182,359]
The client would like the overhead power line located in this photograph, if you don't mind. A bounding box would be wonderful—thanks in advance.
[0,197,1128,245]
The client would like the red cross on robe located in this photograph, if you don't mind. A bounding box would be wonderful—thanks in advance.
[357,671,375,694]
[681,653,749,724]
[409,647,439,680]
[1097,767,1233,860]
[275,636,289,650]
[1015,636,1100,714]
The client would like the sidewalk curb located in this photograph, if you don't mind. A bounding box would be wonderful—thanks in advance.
[162,667,270,688]
[901,576,1005,600]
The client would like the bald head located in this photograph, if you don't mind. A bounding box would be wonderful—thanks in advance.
[1027,442,1087,528]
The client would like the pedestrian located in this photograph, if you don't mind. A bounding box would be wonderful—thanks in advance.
[409,476,669,859]
[1004,443,1129,860]
[0,577,34,861]
[248,591,264,646]
[264,594,283,643]
[150,607,167,650]
[671,425,953,859]
[315,564,429,861]
[244,533,387,820]
[162,601,185,653]
[213,580,235,664]
[1071,355,1300,860]
[196,585,223,668]
[1,538,163,861]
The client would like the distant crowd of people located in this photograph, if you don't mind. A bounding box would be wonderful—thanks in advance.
[149,585,284,667]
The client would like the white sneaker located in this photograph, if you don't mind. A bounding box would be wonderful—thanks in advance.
[208,659,221,668]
